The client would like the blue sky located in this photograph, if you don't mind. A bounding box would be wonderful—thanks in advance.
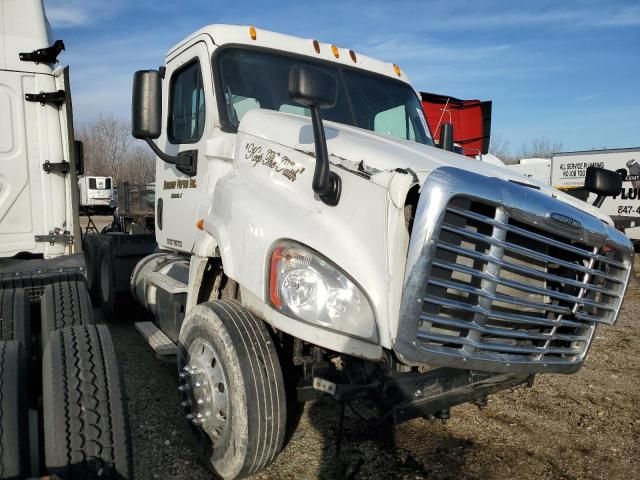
[44,0,640,154]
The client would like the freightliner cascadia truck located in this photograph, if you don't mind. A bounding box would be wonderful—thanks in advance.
[81,24,633,479]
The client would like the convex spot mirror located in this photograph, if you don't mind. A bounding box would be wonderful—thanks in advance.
[132,70,161,139]
[288,65,337,109]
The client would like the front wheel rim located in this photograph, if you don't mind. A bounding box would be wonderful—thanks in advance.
[180,339,230,445]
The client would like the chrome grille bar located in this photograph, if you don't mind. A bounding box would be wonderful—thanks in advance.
[437,240,623,284]
[446,206,625,268]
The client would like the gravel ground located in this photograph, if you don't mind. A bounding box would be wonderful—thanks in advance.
[105,260,640,480]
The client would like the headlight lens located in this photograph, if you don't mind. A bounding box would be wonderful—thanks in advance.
[268,241,377,342]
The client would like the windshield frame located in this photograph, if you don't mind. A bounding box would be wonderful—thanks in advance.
[211,44,432,143]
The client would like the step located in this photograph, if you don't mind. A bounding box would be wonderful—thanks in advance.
[144,271,188,294]
[135,321,177,359]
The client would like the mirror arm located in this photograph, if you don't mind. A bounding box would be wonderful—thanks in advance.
[144,138,187,165]
[593,195,606,208]
[309,106,341,206]
[143,138,197,176]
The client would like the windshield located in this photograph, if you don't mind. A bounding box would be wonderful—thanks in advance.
[216,48,433,146]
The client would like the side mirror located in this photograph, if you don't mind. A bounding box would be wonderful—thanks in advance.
[131,69,197,176]
[132,70,162,139]
[439,122,454,152]
[288,65,341,206]
[289,65,337,109]
[585,166,623,208]
[74,140,84,176]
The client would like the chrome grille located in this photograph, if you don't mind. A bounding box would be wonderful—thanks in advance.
[395,169,630,372]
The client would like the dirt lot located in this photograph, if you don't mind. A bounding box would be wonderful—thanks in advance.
[105,269,640,480]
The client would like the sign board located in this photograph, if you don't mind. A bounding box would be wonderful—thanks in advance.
[551,148,640,240]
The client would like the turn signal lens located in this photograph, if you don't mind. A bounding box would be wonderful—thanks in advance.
[331,45,339,58]
[195,219,204,230]
[249,26,257,40]
[393,63,402,76]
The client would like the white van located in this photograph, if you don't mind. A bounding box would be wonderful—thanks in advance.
[78,175,116,214]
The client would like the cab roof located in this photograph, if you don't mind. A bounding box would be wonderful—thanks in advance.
[168,24,411,85]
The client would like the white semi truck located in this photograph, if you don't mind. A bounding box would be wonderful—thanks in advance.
[79,24,636,479]
[0,1,131,479]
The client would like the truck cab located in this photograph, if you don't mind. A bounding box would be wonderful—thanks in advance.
[127,25,634,479]
[0,0,81,258]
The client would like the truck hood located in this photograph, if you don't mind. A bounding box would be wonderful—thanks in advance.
[238,109,613,225]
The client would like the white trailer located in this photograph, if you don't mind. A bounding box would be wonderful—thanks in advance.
[508,157,551,184]
[77,24,634,479]
[551,148,640,245]
[78,175,116,214]
[0,1,131,478]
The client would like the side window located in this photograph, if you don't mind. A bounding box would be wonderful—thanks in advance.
[88,178,96,189]
[105,178,112,189]
[169,61,205,143]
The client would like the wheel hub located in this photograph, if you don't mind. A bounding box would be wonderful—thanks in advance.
[179,339,229,443]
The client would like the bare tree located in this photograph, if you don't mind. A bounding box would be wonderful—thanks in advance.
[517,137,563,160]
[489,133,515,163]
[76,114,155,185]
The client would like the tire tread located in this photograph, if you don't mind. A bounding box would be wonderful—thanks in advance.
[0,341,28,480]
[211,300,286,476]
[43,325,132,479]
[41,281,93,349]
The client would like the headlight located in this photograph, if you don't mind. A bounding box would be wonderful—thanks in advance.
[268,241,377,343]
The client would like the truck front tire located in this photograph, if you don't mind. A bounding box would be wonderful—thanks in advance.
[178,300,286,480]
[42,325,132,479]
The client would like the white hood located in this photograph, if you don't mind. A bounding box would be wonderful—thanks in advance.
[238,109,613,225]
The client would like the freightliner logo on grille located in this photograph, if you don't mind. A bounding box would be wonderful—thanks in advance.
[549,212,582,230]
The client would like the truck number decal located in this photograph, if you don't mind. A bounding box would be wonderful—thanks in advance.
[244,143,306,182]
[166,238,183,247]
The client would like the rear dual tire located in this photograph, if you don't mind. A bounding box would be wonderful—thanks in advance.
[40,280,94,350]
[42,324,132,479]
[0,341,29,480]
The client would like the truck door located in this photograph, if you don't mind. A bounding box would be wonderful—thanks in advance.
[156,41,212,252]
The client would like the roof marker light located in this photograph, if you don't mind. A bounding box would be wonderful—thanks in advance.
[349,50,357,62]
[249,26,257,40]
[331,45,339,58]
[313,40,320,53]
[393,63,402,77]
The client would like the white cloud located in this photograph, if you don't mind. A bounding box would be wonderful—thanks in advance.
[46,6,89,27]
[43,0,127,28]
